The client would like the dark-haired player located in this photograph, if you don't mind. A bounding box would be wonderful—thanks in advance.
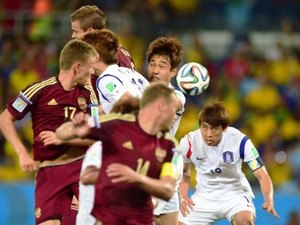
[146,36,186,225]
[178,101,279,225]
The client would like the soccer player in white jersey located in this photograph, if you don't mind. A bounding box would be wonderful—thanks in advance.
[146,36,186,225]
[83,29,148,114]
[75,29,149,225]
[178,101,279,225]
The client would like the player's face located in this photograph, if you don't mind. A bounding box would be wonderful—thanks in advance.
[71,20,89,40]
[75,55,99,86]
[159,93,177,131]
[200,122,224,146]
[147,55,176,84]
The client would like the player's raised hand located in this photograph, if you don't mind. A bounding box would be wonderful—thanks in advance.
[262,201,280,219]
[180,197,195,216]
[72,112,91,138]
[106,163,139,184]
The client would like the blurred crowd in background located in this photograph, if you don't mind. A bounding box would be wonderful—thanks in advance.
[0,0,300,196]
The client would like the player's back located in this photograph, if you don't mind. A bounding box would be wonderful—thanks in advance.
[96,65,148,113]
[90,113,175,222]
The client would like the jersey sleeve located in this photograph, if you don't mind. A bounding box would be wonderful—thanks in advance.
[6,80,44,120]
[242,138,260,162]
[179,135,192,163]
[133,71,149,93]
[242,138,265,172]
[81,141,102,171]
[174,90,186,116]
[96,74,128,113]
[169,90,186,136]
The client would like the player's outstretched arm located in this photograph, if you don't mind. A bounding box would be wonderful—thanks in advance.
[40,130,94,146]
[55,121,76,141]
[106,163,176,201]
[0,109,37,172]
[253,166,280,219]
[56,112,92,141]
[179,162,195,216]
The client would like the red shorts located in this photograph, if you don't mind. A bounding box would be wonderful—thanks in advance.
[34,159,82,224]
[92,207,154,225]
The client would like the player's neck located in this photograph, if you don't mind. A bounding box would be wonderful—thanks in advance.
[97,62,110,75]
[58,72,75,91]
[138,110,160,136]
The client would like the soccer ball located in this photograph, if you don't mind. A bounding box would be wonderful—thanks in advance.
[176,62,210,96]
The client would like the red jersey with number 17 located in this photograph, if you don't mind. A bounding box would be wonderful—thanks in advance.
[6,76,98,161]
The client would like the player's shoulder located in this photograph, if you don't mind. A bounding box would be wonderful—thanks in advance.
[174,89,185,98]
[117,66,134,76]
[96,67,125,87]
[163,132,179,148]
[98,65,120,77]
[173,87,186,105]
[186,129,200,140]
[22,77,57,99]
[180,129,203,150]
[100,113,136,124]
[226,127,245,140]
[118,44,131,57]
[117,45,134,69]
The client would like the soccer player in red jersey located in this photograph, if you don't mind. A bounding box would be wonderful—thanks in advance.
[70,5,135,70]
[56,82,179,225]
[0,39,99,225]
[75,29,149,225]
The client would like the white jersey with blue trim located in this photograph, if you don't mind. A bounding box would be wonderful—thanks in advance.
[96,64,149,113]
[170,85,186,136]
[180,127,259,198]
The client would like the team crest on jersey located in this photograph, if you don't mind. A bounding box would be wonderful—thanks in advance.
[155,147,167,163]
[12,96,28,112]
[77,96,87,111]
[223,151,234,164]
[35,207,41,218]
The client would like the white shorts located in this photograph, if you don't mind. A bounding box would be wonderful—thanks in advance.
[76,142,102,225]
[178,193,256,225]
[76,184,96,225]
[153,191,180,215]
[153,153,183,216]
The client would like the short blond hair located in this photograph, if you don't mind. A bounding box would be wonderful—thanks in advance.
[59,39,98,70]
[140,82,175,108]
[70,5,106,31]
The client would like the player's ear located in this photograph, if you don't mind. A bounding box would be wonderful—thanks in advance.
[73,62,80,74]
[170,68,177,78]
[157,98,167,112]
[87,27,95,33]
